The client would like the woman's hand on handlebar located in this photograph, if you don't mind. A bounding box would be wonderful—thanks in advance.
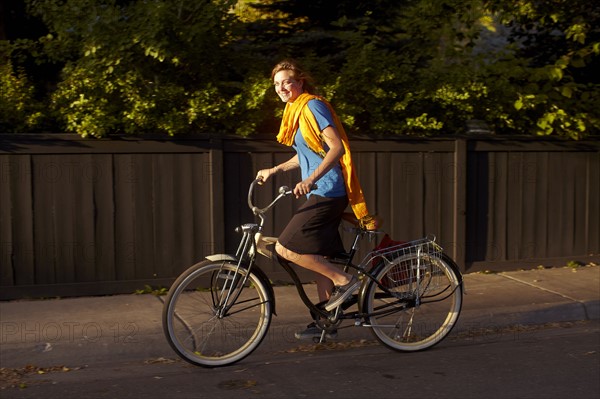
[293,177,316,198]
[256,167,278,184]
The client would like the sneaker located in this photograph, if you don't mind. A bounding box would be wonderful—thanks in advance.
[324,276,360,311]
[294,322,338,340]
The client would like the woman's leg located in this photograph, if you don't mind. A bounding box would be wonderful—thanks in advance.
[275,242,352,288]
[314,273,334,302]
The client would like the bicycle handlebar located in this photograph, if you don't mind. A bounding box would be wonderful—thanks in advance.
[248,178,292,216]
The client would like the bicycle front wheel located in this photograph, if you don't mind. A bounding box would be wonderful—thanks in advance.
[364,252,463,351]
[162,260,273,367]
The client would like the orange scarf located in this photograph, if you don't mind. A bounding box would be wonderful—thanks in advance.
[276,93,370,220]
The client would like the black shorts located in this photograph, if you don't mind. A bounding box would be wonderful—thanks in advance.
[278,194,348,256]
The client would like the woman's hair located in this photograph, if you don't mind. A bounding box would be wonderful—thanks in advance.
[271,59,317,95]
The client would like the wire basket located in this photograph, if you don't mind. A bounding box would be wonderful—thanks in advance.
[364,237,445,292]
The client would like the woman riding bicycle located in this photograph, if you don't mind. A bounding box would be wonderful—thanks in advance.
[256,59,378,339]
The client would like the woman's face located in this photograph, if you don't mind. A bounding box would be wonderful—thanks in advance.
[273,70,304,103]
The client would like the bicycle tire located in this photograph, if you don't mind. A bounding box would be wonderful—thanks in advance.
[162,260,273,367]
[363,252,463,351]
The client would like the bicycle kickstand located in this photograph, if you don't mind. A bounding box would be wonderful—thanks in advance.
[317,329,328,344]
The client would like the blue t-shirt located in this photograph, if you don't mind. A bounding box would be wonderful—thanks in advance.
[293,99,347,198]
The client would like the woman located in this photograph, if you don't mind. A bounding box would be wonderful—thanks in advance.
[256,59,376,339]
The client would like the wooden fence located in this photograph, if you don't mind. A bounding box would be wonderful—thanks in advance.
[1,133,598,299]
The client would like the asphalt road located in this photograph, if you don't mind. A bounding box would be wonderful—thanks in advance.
[3,320,599,399]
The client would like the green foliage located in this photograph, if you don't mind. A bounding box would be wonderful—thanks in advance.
[0,44,45,132]
[301,0,498,136]
[566,260,585,269]
[18,0,273,137]
[134,284,168,296]
[484,0,600,139]
[1,0,598,139]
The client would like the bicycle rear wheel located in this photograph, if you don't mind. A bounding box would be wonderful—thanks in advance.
[363,252,462,351]
[162,260,273,367]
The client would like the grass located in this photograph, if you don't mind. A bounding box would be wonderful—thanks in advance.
[134,284,168,296]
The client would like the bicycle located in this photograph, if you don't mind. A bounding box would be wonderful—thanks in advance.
[162,178,464,368]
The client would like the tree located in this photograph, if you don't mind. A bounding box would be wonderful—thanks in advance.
[246,0,498,136]
[245,0,599,138]
[1,0,598,139]
[0,54,45,133]
[484,0,600,139]
[6,0,276,137]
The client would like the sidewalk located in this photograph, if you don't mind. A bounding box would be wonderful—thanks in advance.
[1,265,599,369]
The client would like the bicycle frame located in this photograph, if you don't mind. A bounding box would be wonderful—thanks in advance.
[163,178,464,367]
[243,180,399,322]
[210,178,460,325]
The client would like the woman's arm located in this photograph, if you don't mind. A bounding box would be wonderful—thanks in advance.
[256,154,299,183]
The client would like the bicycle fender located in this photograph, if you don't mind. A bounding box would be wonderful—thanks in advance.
[204,254,277,315]
[357,261,385,312]
[357,253,464,312]
[206,254,238,262]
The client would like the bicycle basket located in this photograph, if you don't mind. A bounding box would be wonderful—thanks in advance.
[370,234,406,268]
[365,237,444,289]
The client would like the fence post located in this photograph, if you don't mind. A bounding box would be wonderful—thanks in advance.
[209,138,225,254]
[453,138,467,271]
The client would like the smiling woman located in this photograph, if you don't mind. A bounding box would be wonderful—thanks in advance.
[273,73,302,103]
[271,60,318,99]
[256,59,378,340]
